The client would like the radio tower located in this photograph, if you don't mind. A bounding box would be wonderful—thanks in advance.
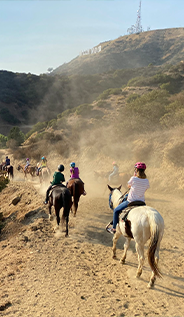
[127,1,143,34]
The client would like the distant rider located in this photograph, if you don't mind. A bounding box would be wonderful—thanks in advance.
[24,158,30,171]
[37,156,48,175]
[109,161,119,183]
[3,156,10,170]
[44,164,65,204]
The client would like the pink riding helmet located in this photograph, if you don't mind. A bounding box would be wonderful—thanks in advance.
[134,162,146,170]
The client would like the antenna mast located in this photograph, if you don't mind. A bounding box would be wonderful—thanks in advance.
[127,1,143,34]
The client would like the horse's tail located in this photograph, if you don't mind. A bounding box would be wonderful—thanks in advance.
[147,211,164,278]
[62,189,72,218]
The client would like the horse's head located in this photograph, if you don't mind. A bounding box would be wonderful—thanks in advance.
[17,164,21,171]
[107,184,122,210]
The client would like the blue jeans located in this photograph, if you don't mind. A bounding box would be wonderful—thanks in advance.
[113,200,129,229]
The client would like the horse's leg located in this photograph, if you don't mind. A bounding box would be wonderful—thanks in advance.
[120,237,131,264]
[54,203,60,231]
[112,225,121,259]
[73,198,78,217]
[135,241,145,278]
[48,204,53,221]
[64,213,69,237]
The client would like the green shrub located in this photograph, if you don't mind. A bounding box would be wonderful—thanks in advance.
[97,88,122,100]
[7,127,25,146]
[0,177,9,192]
[0,134,8,148]
[25,121,48,139]
[126,93,140,103]
[75,103,93,116]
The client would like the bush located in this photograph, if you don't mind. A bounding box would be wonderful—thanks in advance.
[25,121,48,139]
[97,88,122,100]
[126,93,140,103]
[0,177,9,192]
[7,127,25,146]
[0,134,8,148]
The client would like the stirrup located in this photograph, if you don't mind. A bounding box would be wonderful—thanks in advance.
[106,221,113,231]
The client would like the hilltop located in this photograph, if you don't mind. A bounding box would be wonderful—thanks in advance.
[53,28,184,76]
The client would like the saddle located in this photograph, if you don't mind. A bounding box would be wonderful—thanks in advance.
[49,184,66,196]
[120,200,146,222]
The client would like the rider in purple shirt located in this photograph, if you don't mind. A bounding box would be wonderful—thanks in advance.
[70,166,79,178]
[68,162,86,195]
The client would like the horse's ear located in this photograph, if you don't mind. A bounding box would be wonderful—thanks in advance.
[108,184,113,191]
[117,185,122,191]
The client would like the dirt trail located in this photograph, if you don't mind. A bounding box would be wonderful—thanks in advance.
[0,175,184,317]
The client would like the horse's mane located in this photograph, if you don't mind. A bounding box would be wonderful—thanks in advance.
[112,188,123,208]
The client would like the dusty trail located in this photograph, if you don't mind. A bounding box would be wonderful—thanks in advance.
[0,176,184,317]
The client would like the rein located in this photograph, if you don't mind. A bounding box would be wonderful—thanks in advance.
[109,188,130,210]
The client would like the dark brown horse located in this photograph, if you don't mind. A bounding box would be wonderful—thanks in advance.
[0,164,13,179]
[6,165,14,179]
[66,178,85,216]
[48,186,72,236]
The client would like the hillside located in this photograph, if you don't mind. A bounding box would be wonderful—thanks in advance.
[1,28,184,136]
[53,28,184,76]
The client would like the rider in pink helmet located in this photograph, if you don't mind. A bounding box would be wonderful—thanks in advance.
[107,161,150,234]
[25,158,30,171]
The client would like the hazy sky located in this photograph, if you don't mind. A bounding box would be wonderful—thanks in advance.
[0,0,183,75]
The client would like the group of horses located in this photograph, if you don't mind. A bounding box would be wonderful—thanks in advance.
[17,164,50,183]
[15,162,165,288]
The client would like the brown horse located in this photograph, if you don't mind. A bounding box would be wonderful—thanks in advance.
[66,178,85,216]
[48,186,72,236]
[17,164,36,178]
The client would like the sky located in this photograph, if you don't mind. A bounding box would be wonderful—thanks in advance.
[0,0,184,75]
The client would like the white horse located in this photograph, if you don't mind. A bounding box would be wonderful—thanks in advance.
[107,185,164,288]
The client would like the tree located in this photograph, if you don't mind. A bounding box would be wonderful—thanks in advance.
[7,127,25,147]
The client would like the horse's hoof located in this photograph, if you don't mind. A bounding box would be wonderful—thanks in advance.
[147,282,154,289]
[136,271,142,278]
[112,255,116,259]
[120,259,125,264]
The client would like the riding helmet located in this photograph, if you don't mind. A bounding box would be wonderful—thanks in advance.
[112,161,116,165]
[70,162,75,168]
[41,156,46,160]
[58,164,64,172]
[26,158,29,161]
[134,162,146,170]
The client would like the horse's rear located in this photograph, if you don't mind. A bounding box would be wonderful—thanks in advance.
[67,178,84,216]
[49,186,72,236]
[116,205,164,288]
[7,165,14,179]
[39,167,50,183]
